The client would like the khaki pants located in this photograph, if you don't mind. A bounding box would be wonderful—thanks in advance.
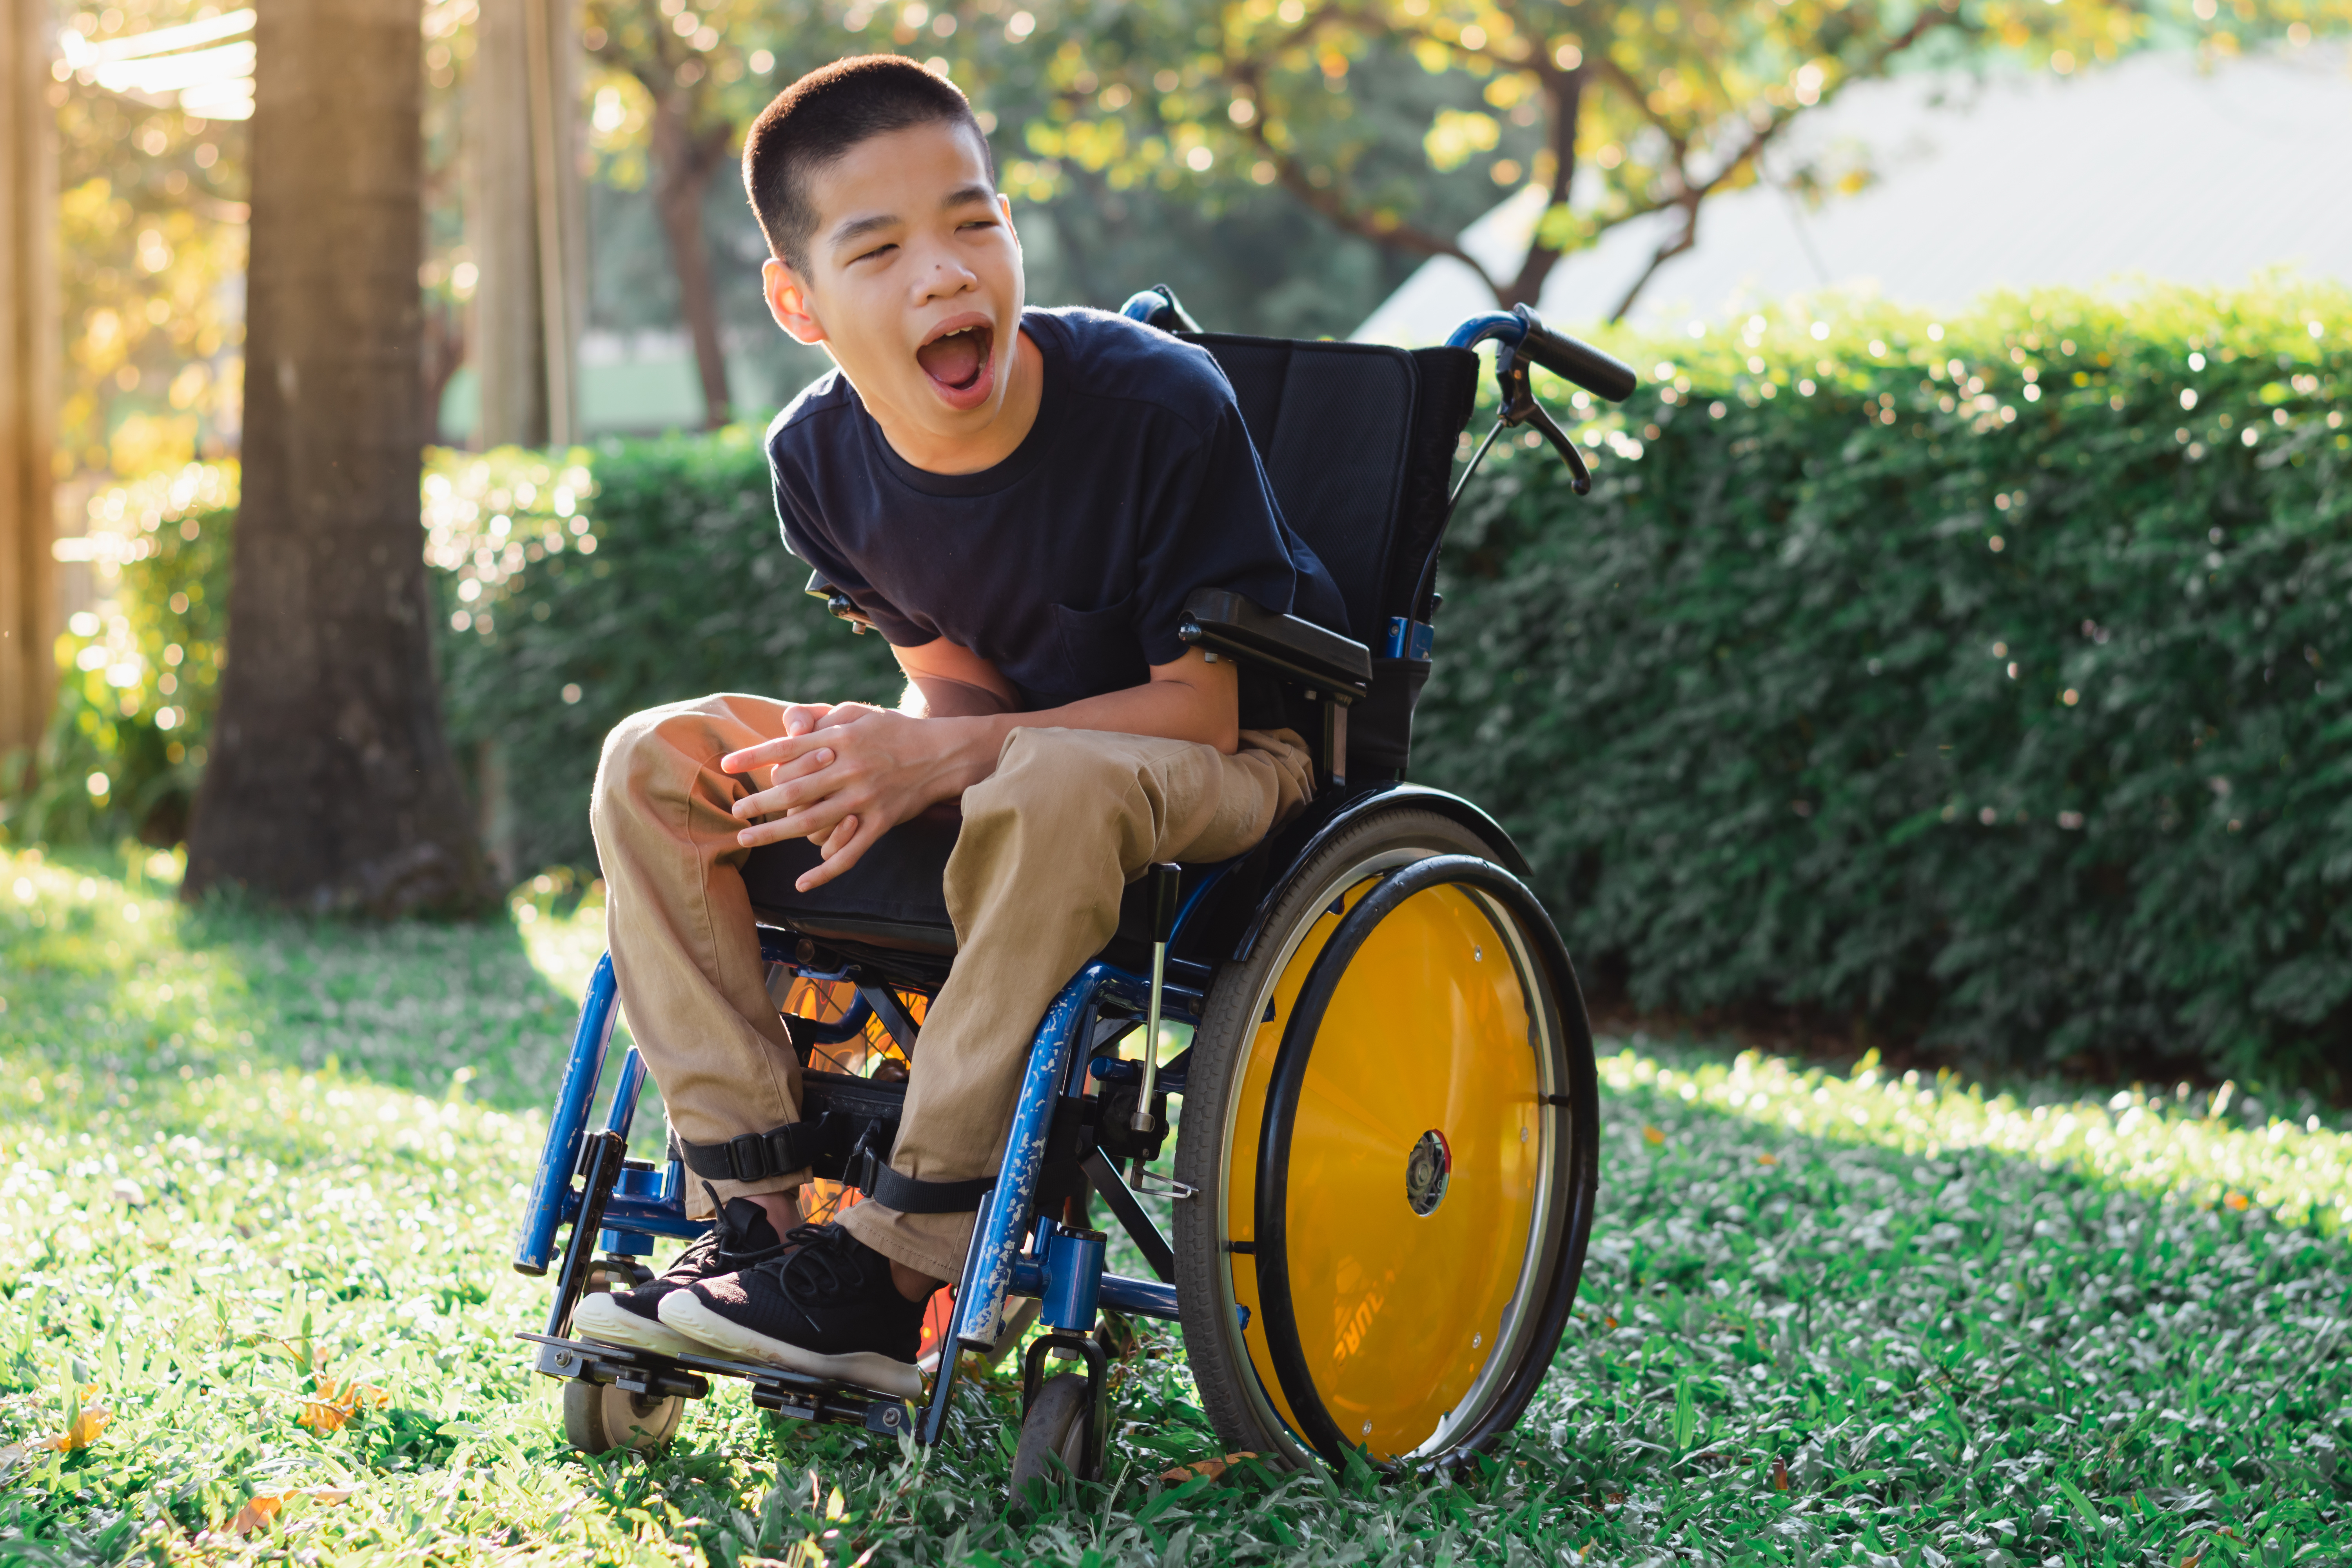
[589,694,1314,1281]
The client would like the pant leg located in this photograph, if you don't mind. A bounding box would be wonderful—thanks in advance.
[836,726,1314,1280]
[591,692,811,1222]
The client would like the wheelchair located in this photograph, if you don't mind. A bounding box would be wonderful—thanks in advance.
[512,290,1637,1481]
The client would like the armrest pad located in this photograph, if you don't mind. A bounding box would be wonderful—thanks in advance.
[1178,589,1372,701]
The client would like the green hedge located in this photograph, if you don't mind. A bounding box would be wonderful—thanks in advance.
[425,435,900,877]
[1413,282,2351,1095]
[26,285,2344,1094]
[0,465,232,846]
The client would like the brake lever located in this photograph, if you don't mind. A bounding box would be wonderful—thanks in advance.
[1497,347,1593,495]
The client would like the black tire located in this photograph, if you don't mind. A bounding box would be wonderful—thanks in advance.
[562,1377,684,1454]
[1170,805,1598,1469]
[1009,1371,1094,1490]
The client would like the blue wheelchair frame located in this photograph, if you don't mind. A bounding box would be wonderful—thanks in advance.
[515,870,1234,1440]
[513,299,1633,1449]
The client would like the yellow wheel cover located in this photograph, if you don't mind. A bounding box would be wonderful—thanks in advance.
[1225,880,1544,1460]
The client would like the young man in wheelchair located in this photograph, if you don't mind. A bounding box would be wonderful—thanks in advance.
[576,54,1341,1395]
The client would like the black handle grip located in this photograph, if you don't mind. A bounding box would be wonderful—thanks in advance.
[1513,304,1637,402]
[1148,863,1182,944]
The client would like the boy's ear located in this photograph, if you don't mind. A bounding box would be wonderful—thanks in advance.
[764,258,825,346]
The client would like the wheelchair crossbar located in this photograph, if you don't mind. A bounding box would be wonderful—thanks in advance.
[1007,1259,1180,1321]
[550,1185,704,1242]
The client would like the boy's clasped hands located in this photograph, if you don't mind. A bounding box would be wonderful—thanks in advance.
[721,703,986,891]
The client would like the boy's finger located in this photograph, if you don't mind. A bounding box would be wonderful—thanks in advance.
[722,731,835,778]
[732,750,835,817]
[735,794,848,849]
[796,816,874,890]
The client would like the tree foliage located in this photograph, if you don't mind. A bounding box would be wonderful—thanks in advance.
[1025,0,2344,316]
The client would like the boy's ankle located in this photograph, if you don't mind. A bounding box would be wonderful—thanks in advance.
[888,1258,943,1302]
[744,1191,799,1240]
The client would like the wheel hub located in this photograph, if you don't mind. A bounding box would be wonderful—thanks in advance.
[1404,1129,1451,1216]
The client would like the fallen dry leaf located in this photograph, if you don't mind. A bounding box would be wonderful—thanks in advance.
[229,1488,353,1534]
[47,1406,109,1453]
[1757,1152,1780,1166]
[1159,1452,1258,1484]
[1641,1125,1666,1145]
[1771,1456,1791,1491]
[296,1373,389,1432]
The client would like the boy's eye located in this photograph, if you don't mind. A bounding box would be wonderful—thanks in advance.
[852,243,898,263]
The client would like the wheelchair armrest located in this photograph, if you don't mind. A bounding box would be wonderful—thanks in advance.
[1178,589,1371,702]
[805,570,875,633]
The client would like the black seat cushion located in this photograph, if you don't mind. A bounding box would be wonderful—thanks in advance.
[742,805,1217,975]
[742,805,963,957]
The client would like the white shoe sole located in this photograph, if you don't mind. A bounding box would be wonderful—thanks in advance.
[657,1292,924,1400]
[574,1293,703,1359]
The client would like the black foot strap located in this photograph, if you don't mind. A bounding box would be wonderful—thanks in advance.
[857,1154,993,1215]
[679,1121,827,1185]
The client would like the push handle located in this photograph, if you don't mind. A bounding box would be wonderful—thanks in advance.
[1512,304,1637,402]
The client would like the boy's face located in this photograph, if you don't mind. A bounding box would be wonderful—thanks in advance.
[765,120,1025,445]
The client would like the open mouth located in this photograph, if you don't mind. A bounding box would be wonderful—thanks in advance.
[915,319,995,406]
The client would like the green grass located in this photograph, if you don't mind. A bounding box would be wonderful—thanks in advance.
[1,844,2346,1565]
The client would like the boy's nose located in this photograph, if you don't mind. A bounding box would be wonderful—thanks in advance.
[914,255,978,303]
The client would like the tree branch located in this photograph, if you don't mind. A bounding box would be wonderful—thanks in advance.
[1597,5,1962,319]
[1220,61,1501,294]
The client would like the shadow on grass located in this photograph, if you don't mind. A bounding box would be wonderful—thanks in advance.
[6,842,2345,1564]
[0,841,594,1123]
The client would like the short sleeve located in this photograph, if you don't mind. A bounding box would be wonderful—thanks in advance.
[1127,395,1314,667]
[768,428,937,648]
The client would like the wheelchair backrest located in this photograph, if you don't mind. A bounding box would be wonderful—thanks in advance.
[1184,335,1480,774]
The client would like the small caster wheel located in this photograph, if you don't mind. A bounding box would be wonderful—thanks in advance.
[1010,1371,1097,1490]
[563,1379,682,1454]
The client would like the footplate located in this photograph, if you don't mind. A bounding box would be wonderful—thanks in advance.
[520,1333,912,1436]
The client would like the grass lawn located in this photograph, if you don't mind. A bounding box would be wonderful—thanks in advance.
[2,843,2347,1566]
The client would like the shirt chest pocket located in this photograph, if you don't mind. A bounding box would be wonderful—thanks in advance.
[1044,600,1150,699]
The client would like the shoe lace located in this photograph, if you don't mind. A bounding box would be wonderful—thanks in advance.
[758,1224,866,1307]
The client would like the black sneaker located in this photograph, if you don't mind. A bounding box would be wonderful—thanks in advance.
[657,1223,927,1397]
[573,1194,789,1358]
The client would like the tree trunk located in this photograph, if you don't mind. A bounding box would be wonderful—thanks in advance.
[186,0,486,915]
[1,0,58,761]
[471,0,583,448]
[650,90,731,430]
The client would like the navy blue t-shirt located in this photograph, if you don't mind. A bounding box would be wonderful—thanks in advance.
[766,306,1343,713]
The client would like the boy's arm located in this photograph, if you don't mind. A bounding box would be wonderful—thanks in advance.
[892,637,1019,718]
[721,645,1239,891]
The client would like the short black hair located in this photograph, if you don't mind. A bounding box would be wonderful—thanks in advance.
[742,54,995,275]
